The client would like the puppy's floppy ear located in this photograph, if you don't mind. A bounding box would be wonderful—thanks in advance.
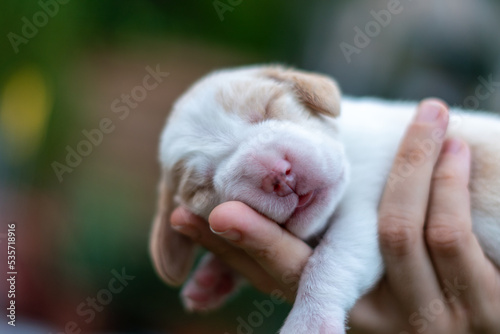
[262,66,342,117]
[149,168,197,287]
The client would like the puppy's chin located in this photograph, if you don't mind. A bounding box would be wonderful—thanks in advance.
[283,168,349,240]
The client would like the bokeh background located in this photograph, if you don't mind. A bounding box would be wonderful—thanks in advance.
[0,0,499,333]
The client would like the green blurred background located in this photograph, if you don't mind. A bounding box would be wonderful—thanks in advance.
[0,0,499,333]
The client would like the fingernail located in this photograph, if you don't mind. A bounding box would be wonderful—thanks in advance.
[172,224,200,239]
[210,225,241,241]
[444,138,463,154]
[416,100,444,122]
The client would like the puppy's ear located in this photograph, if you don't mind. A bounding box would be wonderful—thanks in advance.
[149,169,197,287]
[262,66,341,117]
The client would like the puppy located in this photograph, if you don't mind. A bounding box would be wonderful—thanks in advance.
[149,65,500,333]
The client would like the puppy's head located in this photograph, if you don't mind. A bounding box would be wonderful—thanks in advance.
[150,65,349,286]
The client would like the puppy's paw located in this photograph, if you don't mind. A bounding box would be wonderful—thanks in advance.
[181,254,241,312]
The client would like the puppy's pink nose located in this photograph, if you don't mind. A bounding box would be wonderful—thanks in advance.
[261,159,296,197]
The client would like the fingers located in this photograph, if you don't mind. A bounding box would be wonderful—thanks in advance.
[170,206,283,296]
[378,99,449,312]
[209,201,313,298]
[426,138,498,307]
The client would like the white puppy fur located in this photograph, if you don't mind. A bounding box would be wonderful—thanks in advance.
[149,65,500,333]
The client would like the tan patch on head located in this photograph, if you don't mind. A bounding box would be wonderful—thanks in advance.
[216,82,290,123]
[261,66,342,118]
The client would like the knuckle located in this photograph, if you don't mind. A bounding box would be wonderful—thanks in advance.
[425,221,469,256]
[407,122,432,137]
[397,135,424,158]
[379,214,422,256]
[254,247,272,260]
[432,166,461,185]
[395,147,428,169]
[395,128,439,169]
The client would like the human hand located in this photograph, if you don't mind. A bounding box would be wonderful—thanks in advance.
[170,99,500,333]
[170,202,312,302]
[348,99,500,333]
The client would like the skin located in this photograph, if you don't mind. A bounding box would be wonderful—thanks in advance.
[170,99,500,333]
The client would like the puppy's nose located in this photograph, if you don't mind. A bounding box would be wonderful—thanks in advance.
[261,159,296,197]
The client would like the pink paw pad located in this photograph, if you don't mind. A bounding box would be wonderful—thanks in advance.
[181,255,239,312]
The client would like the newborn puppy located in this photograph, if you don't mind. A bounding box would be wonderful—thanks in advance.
[149,65,500,333]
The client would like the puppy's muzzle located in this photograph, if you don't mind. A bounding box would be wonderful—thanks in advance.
[261,159,297,197]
